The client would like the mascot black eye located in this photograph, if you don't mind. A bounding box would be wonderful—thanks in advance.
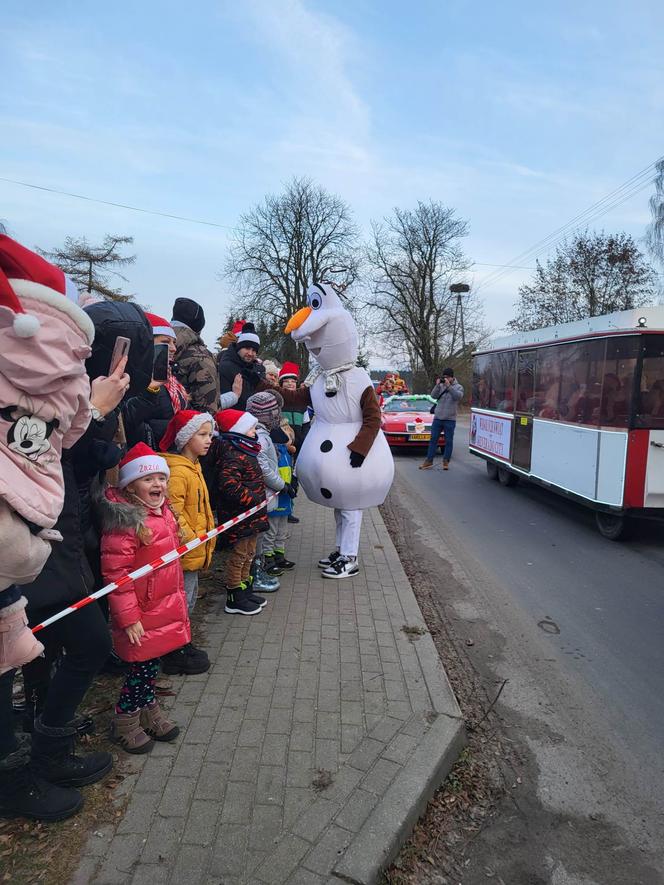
[310,296,321,310]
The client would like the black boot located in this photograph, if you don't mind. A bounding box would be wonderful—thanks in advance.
[161,643,210,676]
[31,716,112,788]
[0,734,82,822]
[273,550,295,570]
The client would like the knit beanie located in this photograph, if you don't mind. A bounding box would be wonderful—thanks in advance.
[246,390,283,430]
[215,408,258,436]
[159,409,214,452]
[262,360,280,378]
[118,443,170,488]
[236,322,260,352]
[171,297,205,334]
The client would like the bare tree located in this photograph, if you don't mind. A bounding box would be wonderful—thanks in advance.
[363,201,485,385]
[38,234,136,301]
[225,177,360,370]
[507,231,657,332]
[646,158,664,271]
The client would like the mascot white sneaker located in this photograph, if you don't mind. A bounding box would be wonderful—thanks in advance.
[281,283,394,578]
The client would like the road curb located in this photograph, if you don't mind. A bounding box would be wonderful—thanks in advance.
[333,713,466,884]
[328,505,466,884]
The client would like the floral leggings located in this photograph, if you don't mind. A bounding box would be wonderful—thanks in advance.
[116,659,160,714]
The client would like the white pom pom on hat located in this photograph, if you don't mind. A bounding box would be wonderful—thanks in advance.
[0,234,94,343]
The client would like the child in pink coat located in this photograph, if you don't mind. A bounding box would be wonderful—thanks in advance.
[100,444,190,754]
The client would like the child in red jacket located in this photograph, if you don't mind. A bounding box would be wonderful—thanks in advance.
[100,444,189,754]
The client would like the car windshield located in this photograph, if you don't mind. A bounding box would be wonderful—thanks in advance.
[383,399,429,413]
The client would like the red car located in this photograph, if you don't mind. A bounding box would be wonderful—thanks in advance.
[381,395,445,450]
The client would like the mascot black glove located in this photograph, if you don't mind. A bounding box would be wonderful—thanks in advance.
[349,450,365,468]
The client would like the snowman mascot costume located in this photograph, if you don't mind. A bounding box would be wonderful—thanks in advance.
[280,283,394,579]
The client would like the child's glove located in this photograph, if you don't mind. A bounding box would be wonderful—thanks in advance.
[284,483,297,499]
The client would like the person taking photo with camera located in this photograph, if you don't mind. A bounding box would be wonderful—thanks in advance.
[420,367,464,471]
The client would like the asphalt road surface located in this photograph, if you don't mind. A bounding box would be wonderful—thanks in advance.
[391,420,664,884]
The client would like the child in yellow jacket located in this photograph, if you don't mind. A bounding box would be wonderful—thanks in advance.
[158,410,216,675]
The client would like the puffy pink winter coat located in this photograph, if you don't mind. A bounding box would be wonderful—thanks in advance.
[99,487,190,662]
[0,279,94,528]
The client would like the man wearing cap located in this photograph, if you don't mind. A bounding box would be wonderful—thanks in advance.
[170,298,220,414]
[420,367,464,470]
[218,321,266,411]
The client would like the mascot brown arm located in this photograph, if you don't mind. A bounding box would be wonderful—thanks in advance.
[257,380,312,411]
[348,386,381,463]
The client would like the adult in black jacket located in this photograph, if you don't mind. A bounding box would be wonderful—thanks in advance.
[218,322,265,410]
[20,301,153,793]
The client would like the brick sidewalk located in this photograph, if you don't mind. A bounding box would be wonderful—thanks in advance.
[75,499,464,885]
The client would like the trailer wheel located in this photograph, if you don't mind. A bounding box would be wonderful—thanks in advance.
[486,461,499,480]
[595,511,628,541]
[498,466,519,487]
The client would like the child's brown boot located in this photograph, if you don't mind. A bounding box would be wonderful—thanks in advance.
[140,700,179,742]
[111,711,154,754]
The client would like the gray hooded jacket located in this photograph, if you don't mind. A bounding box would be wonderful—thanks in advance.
[430,380,464,420]
[255,424,285,512]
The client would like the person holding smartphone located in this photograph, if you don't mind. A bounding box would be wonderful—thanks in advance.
[420,367,464,471]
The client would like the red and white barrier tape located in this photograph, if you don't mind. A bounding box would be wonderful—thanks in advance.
[31,493,277,634]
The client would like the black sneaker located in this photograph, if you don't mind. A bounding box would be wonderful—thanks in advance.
[161,643,210,676]
[225,588,262,616]
[321,556,360,580]
[263,554,284,577]
[287,515,300,524]
[318,550,341,569]
[273,552,295,570]
[241,579,267,609]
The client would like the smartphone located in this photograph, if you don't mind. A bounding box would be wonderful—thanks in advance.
[109,336,131,375]
[153,343,170,382]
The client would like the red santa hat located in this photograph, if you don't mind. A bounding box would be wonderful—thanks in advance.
[279,361,300,382]
[214,408,258,436]
[159,409,214,452]
[118,443,170,489]
[231,319,246,335]
[145,312,176,339]
[0,234,94,342]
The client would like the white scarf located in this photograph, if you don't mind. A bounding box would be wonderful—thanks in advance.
[305,361,356,394]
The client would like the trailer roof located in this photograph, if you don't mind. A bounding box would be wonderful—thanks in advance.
[479,306,664,354]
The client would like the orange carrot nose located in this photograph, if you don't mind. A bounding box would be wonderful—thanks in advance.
[285,306,312,334]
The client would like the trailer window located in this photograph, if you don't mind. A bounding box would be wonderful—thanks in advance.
[472,351,516,411]
[516,350,535,413]
[635,336,664,428]
[559,339,605,425]
[600,337,637,427]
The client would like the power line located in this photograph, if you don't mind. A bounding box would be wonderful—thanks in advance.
[0,176,241,232]
[477,159,660,289]
[475,157,662,293]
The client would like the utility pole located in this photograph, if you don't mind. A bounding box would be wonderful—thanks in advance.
[450,282,470,353]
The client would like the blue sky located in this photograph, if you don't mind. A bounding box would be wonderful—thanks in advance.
[2,0,663,358]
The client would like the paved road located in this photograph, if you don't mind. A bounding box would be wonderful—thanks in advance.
[392,422,664,883]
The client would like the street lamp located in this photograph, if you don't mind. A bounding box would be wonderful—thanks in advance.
[450,283,470,352]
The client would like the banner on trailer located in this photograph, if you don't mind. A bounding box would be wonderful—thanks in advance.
[470,411,512,461]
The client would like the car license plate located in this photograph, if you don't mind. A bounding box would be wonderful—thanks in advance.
[410,433,430,441]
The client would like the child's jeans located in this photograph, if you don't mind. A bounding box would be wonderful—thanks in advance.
[183,571,198,613]
[261,516,289,556]
[116,659,160,714]
[226,536,258,587]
